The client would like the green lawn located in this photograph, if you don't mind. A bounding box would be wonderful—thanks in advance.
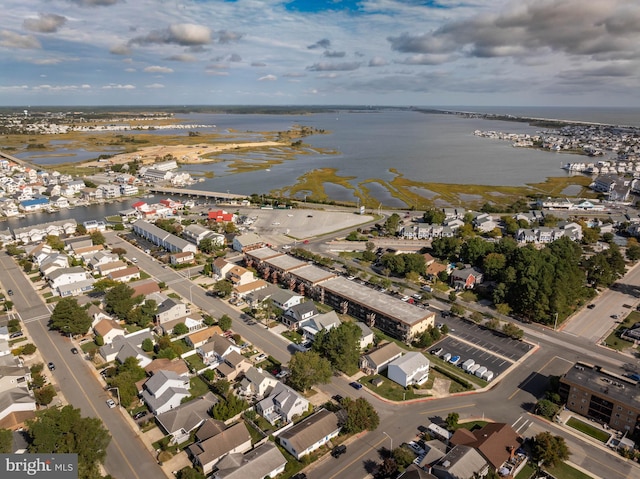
[566,417,610,443]
[515,462,535,479]
[604,311,638,351]
[361,374,428,401]
[184,353,206,372]
[546,461,593,479]
[282,330,304,344]
[188,376,210,398]
[454,420,489,431]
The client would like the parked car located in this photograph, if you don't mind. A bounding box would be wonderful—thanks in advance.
[349,381,363,390]
[106,399,116,408]
[292,473,307,479]
[587,304,596,309]
[449,355,461,366]
[9,331,23,339]
[255,353,267,362]
[332,394,344,403]
[7,289,13,296]
[331,445,347,458]
[133,411,148,420]
[407,441,425,455]
[71,347,78,354]
[431,347,443,356]
[47,362,55,371]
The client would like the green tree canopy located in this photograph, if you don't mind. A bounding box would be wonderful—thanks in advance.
[218,314,232,331]
[104,283,142,320]
[49,298,92,336]
[287,351,332,392]
[173,322,189,336]
[0,428,12,453]
[212,280,233,298]
[445,412,459,430]
[108,357,147,407]
[26,405,111,479]
[313,322,361,373]
[341,397,380,434]
[532,431,570,467]
[423,208,446,225]
[210,394,248,421]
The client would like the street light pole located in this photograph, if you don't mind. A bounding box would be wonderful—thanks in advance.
[554,312,558,331]
[382,431,392,452]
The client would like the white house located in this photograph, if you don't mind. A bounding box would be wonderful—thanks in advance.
[300,311,341,342]
[237,366,278,399]
[212,442,286,479]
[356,322,375,350]
[47,267,94,296]
[140,370,190,415]
[196,335,241,367]
[188,421,252,475]
[255,381,310,425]
[387,352,430,388]
[278,409,341,460]
[93,319,126,345]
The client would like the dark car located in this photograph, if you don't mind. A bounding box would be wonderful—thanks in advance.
[133,411,148,420]
[9,331,23,339]
[71,347,78,354]
[331,445,347,458]
[7,289,13,296]
[47,362,55,371]
[587,304,596,309]
[291,474,307,479]
[332,394,344,403]
[349,381,363,390]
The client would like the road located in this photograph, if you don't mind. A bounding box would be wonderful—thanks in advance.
[0,253,165,479]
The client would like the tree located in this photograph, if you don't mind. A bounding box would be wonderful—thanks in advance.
[111,247,127,256]
[378,457,398,478]
[89,231,106,245]
[218,314,232,331]
[49,298,92,336]
[92,278,119,293]
[532,431,570,467]
[445,412,459,430]
[34,385,57,405]
[212,280,233,298]
[210,394,248,421]
[176,467,205,479]
[313,322,361,373]
[627,243,640,262]
[46,235,65,251]
[341,397,380,434]
[535,399,559,420]
[393,446,415,468]
[287,351,332,392]
[199,238,216,254]
[450,304,465,317]
[26,405,111,479]
[107,357,146,407]
[423,208,446,225]
[502,322,524,340]
[141,338,154,352]
[104,283,141,320]
[0,428,12,453]
[173,322,189,336]
[384,213,401,235]
[21,343,37,355]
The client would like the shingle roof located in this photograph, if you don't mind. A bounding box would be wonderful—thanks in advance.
[279,409,340,453]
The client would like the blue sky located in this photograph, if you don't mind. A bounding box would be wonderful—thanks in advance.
[1,0,639,106]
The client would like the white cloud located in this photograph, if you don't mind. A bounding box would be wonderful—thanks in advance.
[143,66,174,73]
[258,74,277,81]
[145,83,164,88]
[130,23,211,47]
[102,83,135,89]
[0,30,41,49]
[23,13,67,33]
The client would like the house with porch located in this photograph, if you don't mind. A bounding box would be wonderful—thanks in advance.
[278,409,341,460]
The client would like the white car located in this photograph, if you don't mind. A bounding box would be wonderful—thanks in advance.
[106,399,116,408]
[255,353,267,362]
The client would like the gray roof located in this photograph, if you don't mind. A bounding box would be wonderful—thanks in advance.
[189,422,251,467]
[388,352,430,375]
[214,442,286,479]
[431,445,488,479]
[244,247,282,261]
[321,276,432,326]
[364,342,405,369]
[285,302,318,321]
[290,264,337,284]
[12,218,77,236]
[269,288,302,305]
[155,392,218,436]
[262,254,306,272]
[356,321,374,338]
[279,409,340,453]
[47,266,86,281]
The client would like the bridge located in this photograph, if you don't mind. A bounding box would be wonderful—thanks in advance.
[0,150,40,170]
[148,186,248,202]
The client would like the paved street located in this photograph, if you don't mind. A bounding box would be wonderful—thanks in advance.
[0,253,165,479]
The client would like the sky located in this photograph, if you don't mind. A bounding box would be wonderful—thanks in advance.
[1,0,640,107]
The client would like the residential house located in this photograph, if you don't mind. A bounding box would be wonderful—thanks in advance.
[108,266,141,283]
[397,464,438,479]
[449,423,521,471]
[140,370,190,415]
[185,326,224,349]
[132,220,197,254]
[212,441,286,479]
[97,260,128,277]
[387,352,430,388]
[170,251,195,265]
[215,351,251,382]
[414,439,448,470]
[269,288,304,311]
[188,421,252,475]
[144,358,190,378]
[300,311,341,342]
[63,235,92,252]
[19,197,49,212]
[183,224,225,246]
[82,220,107,233]
[360,342,405,374]
[232,233,264,252]
[431,445,489,479]
[98,329,153,366]
[237,366,278,400]
[356,322,374,350]
[130,279,161,297]
[425,262,448,281]
[450,267,483,290]
[160,313,204,336]
[0,355,36,430]
[93,319,125,345]
[208,209,235,223]
[47,266,95,296]
[473,213,498,233]
[255,381,310,425]
[155,298,189,325]
[196,335,241,367]
[39,254,69,278]
[278,409,341,460]
[88,251,119,270]
[282,302,318,330]
[226,265,255,288]
[87,304,112,327]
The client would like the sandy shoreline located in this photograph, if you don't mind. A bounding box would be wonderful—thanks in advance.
[81,141,283,167]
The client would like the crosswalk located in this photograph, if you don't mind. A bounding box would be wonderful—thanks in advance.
[22,313,51,324]
[512,416,533,435]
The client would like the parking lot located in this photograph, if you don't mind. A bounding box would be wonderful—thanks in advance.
[430,317,534,379]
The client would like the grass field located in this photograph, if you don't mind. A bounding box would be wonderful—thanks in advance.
[566,417,610,443]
